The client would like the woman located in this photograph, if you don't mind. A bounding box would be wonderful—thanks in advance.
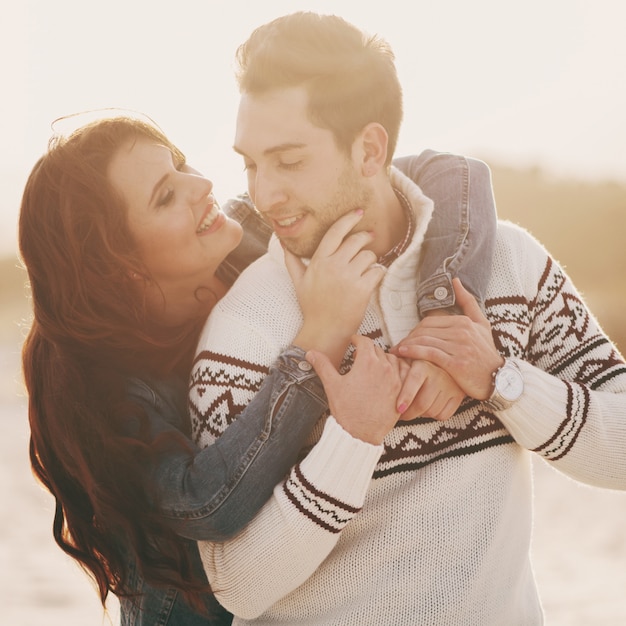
[18,113,496,624]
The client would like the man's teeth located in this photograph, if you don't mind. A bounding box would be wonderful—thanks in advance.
[197,205,219,233]
[276,215,300,227]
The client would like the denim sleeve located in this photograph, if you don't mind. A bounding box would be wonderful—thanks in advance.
[130,347,327,541]
[215,194,271,287]
[393,151,497,314]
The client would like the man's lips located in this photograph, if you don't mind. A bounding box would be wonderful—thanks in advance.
[269,212,306,232]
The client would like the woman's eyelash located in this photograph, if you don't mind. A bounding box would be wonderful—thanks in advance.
[158,188,174,207]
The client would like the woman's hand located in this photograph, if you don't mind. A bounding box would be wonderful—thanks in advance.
[391,278,503,401]
[288,210,386,366]
[306,335,403,445]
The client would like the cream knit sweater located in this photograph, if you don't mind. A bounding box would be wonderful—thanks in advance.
[189,169,626,625]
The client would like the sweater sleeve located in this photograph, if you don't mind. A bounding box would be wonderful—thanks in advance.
[198,415,383,619]
[186,255,377,614]
[487,223,626,489]
[188,256,385,617]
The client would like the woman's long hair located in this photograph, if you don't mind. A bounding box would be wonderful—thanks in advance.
[19,116,212,611]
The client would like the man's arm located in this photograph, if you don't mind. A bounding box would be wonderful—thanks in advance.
[199,415,382,618]
[395,222,626,488]
[191,292,404,617]
[389,152,498,420]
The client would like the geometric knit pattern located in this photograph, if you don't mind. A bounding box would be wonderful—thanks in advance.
[190,169,626,624]
[190,252,625,480]
[189,354,270,442]
[283,464,361,534]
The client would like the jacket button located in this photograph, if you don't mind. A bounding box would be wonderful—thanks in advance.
[434,286,449,301]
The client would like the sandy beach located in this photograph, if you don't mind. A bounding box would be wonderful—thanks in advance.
[3,279,626,625]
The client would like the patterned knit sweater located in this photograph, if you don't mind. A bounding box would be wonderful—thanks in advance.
[189,169,626,625]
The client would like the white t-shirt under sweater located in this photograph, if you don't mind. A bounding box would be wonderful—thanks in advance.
[189,168,626,625]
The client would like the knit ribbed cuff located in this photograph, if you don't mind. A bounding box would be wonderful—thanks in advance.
[298,415,383,508]
[495,359,570,450]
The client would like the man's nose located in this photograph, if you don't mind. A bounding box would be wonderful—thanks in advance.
[252,170,288,214]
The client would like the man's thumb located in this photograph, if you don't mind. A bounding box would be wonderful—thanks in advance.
[453,277,482,322]
[306,350,338,387]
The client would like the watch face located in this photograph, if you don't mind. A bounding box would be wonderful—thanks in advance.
[496,364,524,401]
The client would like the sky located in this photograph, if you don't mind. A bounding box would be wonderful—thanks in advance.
[2,0,625,257]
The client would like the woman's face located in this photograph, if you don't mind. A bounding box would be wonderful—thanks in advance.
[108,137,243,290]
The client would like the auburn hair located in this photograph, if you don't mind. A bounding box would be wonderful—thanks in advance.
[19,117,212,612]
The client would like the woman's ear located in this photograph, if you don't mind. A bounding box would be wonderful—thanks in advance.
[357,122,389,177]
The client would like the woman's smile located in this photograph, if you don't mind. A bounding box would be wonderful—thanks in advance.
[196,197,223,235]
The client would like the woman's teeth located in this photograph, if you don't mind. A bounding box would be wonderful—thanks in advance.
[197,205,219,234]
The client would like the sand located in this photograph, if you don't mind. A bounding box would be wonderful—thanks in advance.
[3,328,626,625]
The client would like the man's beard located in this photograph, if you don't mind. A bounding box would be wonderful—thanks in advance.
[281,164,373,258]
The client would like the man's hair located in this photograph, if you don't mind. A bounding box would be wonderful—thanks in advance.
[235,11,403,165]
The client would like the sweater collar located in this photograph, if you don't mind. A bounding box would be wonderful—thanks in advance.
[377,186,416,267]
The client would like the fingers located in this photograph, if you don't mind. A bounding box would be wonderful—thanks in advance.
[436,396,463,421]
[395,360,465,422]
[351,333,381,358]
[314,209,365,257]
[452,278,488,327]
[311,335,405,445]
[305,349,339,388]
[395,342,451,371]
[313,210,382,276]
[395,360,426,414]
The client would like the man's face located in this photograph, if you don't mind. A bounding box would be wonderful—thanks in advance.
[234,86,372,258]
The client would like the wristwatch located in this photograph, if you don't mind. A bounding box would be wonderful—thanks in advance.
[484,358,524,411]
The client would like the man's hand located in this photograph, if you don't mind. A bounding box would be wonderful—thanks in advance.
[391,278,503,401]
[306,335,403,445]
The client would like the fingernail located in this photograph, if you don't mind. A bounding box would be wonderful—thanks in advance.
[354,208,364,216]
[397,402,408,413]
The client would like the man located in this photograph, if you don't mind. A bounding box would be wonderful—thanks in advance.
[189,12,626,625]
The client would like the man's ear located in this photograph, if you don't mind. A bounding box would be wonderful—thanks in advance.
[356,122,389,177]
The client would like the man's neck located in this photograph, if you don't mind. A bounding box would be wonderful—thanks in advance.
[369,181,411,262]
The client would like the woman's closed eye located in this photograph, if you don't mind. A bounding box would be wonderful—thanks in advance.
[157,186,175,208]
[156,160,187,207]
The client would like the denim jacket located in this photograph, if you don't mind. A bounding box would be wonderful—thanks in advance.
[121,347,327,625]
[119,150,496,625]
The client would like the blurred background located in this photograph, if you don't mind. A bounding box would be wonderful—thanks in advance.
[2,1,625,624]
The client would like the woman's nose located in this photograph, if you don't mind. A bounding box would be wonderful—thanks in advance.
[188,172,213,203]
